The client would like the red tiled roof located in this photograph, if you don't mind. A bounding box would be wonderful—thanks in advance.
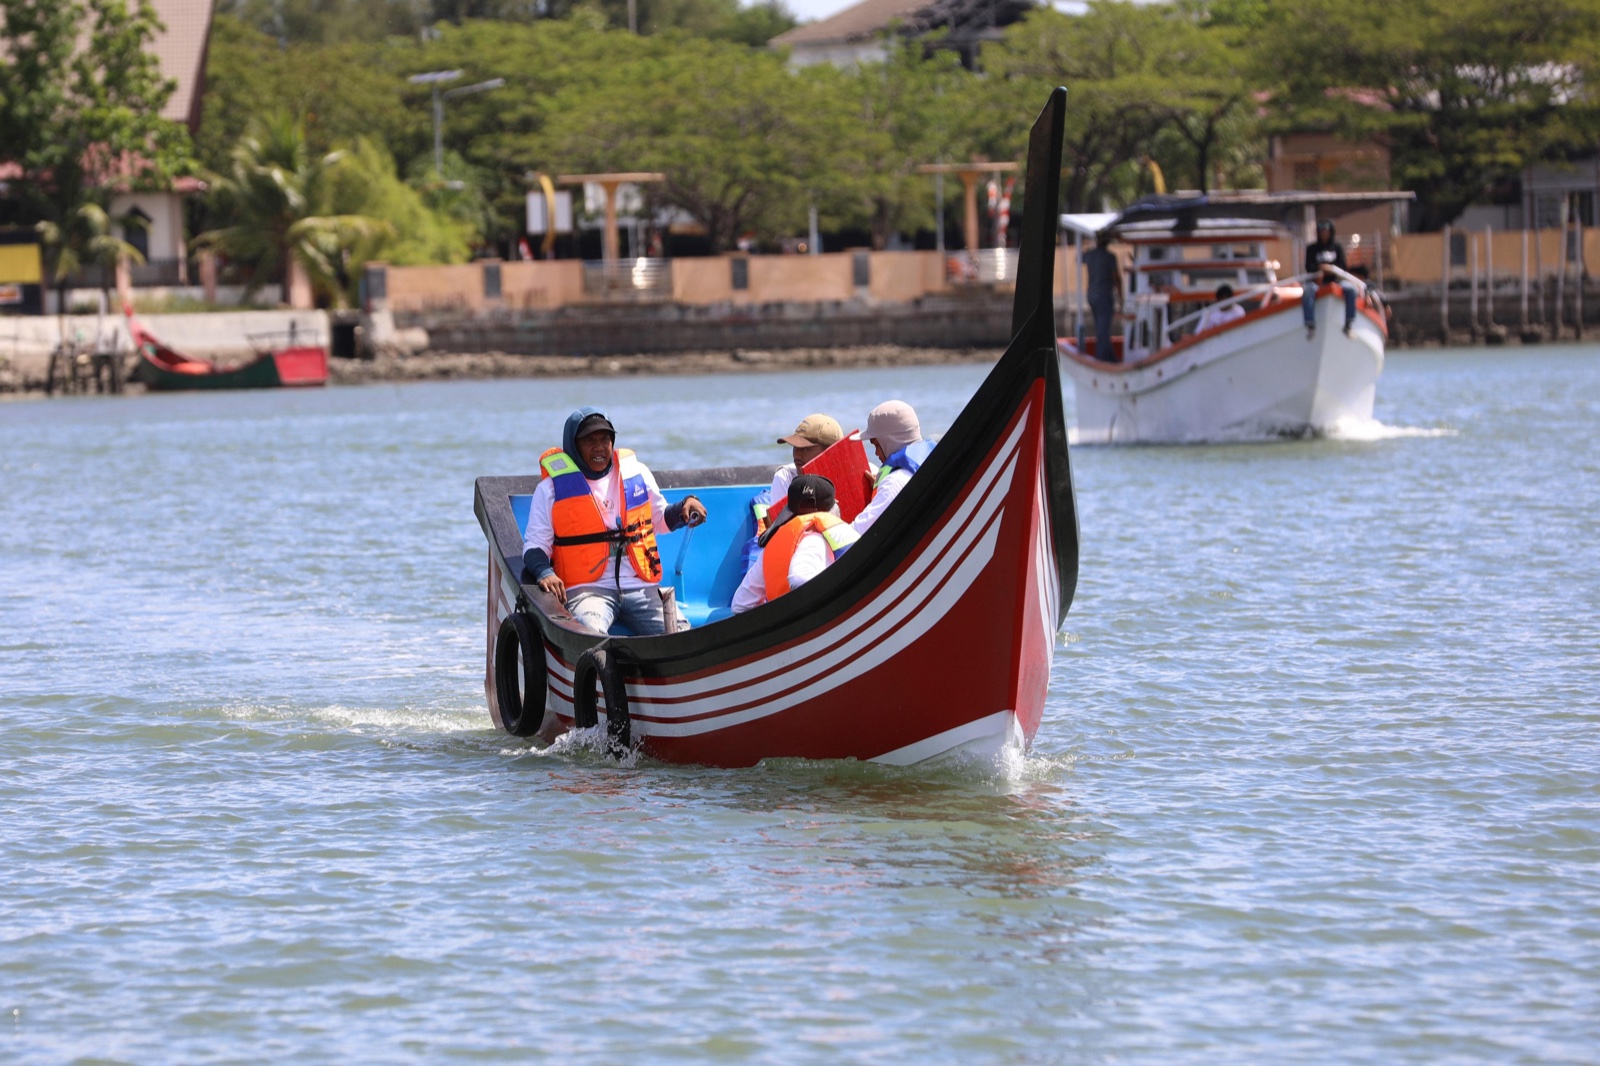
[771,0,934,47]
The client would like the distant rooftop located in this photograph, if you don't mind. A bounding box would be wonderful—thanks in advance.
[771,0,1036,67]
[147,0,214,132]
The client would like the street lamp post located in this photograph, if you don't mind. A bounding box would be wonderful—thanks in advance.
[408,70,504,177]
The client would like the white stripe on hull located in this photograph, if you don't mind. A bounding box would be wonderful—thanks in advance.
[871,710,1024,766]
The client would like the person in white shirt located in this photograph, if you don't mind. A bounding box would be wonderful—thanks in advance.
[522,407,705,635]
[1196,284,1247,334]
[852,400,933,535]
[754,413,843,536]
[731,475,859,614]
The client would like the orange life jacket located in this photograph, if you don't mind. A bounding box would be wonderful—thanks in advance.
[761,513,858,601]
[539,447,662,588]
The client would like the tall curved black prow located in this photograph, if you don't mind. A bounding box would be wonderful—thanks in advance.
[1008,86,1077,624]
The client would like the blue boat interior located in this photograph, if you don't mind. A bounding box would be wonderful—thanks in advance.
[510,482,764,630]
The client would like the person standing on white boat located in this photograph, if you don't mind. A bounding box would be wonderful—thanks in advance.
[522,407,706,635]
[1196,284,1247,334]
[854,400,933,535]
[1083,233,1121,362]
[731,475,858,614]
[1303,219,1358,338]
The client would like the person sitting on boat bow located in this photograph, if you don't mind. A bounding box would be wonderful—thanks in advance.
[731,475,858,614]
[1196,284,1247,334]
[853,400,933,535]
[522,407,706,635]
[1303,219,1358,338]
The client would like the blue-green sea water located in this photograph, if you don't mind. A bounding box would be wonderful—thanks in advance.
[2,347,1598,1062]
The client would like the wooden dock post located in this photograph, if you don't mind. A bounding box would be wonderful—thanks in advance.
[1576,213,1585,341]
[1469,232,1480,342]
[1484,224,1496,335]
[1555,200,1569,340]
[1440,224,1451,341]
[1520,227,1530,337]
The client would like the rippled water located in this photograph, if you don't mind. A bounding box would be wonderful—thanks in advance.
[3,349,1598,1063]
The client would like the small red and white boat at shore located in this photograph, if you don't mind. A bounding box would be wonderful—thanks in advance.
[1058,193,1410,443]
[473,90,1079,767]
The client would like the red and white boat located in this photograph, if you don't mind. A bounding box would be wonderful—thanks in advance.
[473,89,1079,767]
[1058,194,1410,443]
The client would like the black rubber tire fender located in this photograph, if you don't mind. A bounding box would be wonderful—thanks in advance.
[493,612,547,737]
[571,646,631,755]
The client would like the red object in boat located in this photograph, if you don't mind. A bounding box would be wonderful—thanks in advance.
[800,431,871,523]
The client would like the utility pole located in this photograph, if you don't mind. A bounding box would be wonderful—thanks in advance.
[408,71,504,178]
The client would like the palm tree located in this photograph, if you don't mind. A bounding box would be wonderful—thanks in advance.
[197,112,389,307]
[35,203,147,324]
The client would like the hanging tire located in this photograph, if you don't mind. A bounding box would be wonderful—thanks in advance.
[572,646,631,756]
[493,613,547,737]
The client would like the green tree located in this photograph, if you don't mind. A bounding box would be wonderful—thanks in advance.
[197,113,390,305]
[1251,0,1600,229]
[0,0,192,253]
[537,37,825,250]
[34,203,146,318]
[975,4,1177,212]
[823,37,968,248]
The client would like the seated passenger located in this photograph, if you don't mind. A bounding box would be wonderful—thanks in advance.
[731,475,858,614]
[852,400,934,535]
[522,406,706,635]
[1196,284,1246,334]
[753,413,843,535]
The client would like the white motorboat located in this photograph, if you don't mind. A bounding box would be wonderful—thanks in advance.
[1058,196,1407,444]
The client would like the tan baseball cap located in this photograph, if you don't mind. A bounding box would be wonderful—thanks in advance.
[777,414,842,448]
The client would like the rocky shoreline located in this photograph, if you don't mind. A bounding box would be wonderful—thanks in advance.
[1,344,1001,399]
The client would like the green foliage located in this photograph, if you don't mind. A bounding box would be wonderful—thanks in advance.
[1251,0,1600,229]
[0,0,193,226]
[197,113,391,305]
[536,35,824,249]
[188,0,1600,257]
[820,37,967,248]
[333,139,475,271]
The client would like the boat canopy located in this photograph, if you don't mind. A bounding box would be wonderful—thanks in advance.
[1068,190,1415,241]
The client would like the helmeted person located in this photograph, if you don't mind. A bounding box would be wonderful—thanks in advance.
[852,400,933,535]
[753,413,843,537]
[1303,218,1358,338]
[522,407,706,635]
[731,475,859,614]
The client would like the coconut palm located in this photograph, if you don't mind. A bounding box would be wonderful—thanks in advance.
[35,203,146,323]
[197,112,389,307]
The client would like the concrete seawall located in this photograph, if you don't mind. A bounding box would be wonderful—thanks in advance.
[406,295,1017,357]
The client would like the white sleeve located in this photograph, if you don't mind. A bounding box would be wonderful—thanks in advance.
[730,550,766,613]
[768,463,796,502]
[640,463,675,534]
[522,479,556,558]
[851,470,908,534]
[787,533,830,589]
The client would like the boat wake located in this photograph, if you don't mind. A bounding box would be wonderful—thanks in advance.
[1322,418,1458,442]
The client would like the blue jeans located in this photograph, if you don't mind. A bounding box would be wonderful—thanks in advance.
[567,586,679,636]
[1303,281,1357,329]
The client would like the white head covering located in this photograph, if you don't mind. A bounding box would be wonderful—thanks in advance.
[867,400,922,456]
